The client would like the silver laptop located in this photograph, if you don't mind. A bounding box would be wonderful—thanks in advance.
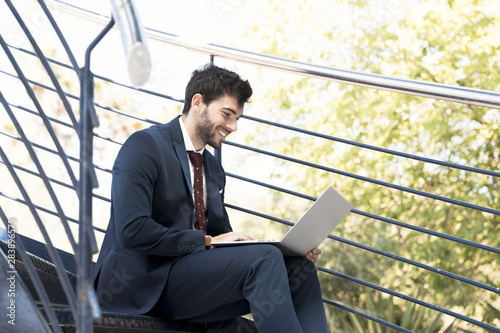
[212,186,352,256]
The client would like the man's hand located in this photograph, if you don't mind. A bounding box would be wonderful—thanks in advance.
[305,248,322,271]
[212,231,256,243]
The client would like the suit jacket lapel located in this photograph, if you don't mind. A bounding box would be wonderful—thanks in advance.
[203,151,223,197]
[170,116,192,190]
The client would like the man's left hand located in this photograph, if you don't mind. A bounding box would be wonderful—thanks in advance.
[305,248,321,271]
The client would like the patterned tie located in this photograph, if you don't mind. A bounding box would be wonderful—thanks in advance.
[187,151,207,234]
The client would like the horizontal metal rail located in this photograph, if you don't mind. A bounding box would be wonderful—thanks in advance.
[6,71,500,241]
[321,266,500,333]
[0,146,78,320]
[0,130,112,175]
[0,64,164,130]
[225,141,500,216]
[3,44,184,104]
[4,0,79,133]
[352,209,500,255]
[0,160,110,204]
[0,191,106,234]
[241,115,500,178]
[0,91,78,253]
[224,202,500,295]
[0,64,164,128]
[44,0,500,110]
[323,298,414,333]
[0,34,78,190]
[327,234,500,294]
[3,44,498,181]
[226,172,500,255]
[5,102,123,147]
[225,202,500,332]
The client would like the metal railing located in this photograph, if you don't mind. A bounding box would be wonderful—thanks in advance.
[0,1,499,332]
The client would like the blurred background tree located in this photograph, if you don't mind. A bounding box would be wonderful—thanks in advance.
[238,0,500,330]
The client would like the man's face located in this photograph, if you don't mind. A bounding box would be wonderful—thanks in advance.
[195,95,243,149]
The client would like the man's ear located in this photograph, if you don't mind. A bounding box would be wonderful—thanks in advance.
[191,94,204,113]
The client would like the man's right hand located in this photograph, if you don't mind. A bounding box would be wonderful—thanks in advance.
[211,232,256,243]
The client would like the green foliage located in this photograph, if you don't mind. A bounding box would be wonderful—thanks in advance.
[243,0,500,330]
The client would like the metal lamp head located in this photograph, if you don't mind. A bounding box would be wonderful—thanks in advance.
[109,0,151,86]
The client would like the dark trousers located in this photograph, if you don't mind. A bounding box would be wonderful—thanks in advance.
[150,244,329,333]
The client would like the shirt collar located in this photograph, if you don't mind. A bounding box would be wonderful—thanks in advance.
[179,116,205,154]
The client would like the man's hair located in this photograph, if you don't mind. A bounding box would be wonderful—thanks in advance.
[182,64,253,114]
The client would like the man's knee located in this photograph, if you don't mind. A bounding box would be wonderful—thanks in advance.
[245,244,287,278]
[250,244,283,263]
[260,244,283,258]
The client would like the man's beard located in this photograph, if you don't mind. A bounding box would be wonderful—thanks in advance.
[195,108,221,149]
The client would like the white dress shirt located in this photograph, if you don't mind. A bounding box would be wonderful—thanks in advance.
[179,117,207,210]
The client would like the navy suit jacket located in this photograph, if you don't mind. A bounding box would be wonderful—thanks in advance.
[93,116,232,314]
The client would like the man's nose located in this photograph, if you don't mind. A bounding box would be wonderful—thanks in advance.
[227,118,237,132]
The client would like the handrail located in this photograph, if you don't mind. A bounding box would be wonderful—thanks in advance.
[147,31,500,109]
[44,0,500,109]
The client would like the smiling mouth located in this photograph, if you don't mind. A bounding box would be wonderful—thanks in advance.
[218,129,228,138]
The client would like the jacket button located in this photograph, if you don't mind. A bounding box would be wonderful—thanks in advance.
[178,246,182,251]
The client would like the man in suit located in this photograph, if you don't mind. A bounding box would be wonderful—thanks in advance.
[93,64,329,332]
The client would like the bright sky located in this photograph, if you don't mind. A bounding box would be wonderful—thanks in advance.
[0,0,264,96]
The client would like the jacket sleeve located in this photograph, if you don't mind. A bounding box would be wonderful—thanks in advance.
[110,130,206,256]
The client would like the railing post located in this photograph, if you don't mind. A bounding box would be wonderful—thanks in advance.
[77,18,115,333]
